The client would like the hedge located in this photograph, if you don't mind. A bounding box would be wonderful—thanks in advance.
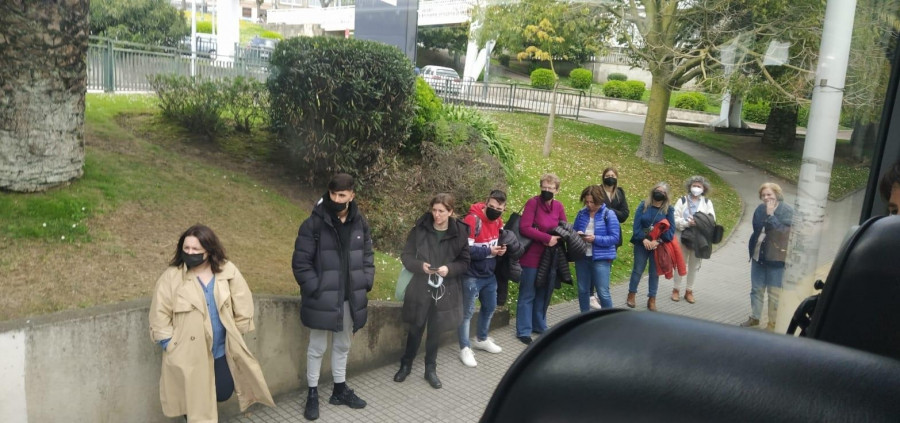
[531,68,556,89]
[268,36,416,181]
[569,68,593,90]
[674,92,709,111]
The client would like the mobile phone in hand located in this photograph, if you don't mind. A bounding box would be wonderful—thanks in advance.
[428,265,439,271]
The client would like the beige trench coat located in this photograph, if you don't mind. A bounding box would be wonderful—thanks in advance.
[149,261,275,422]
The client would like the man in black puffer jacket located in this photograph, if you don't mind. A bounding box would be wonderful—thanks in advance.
[292,173,374,421]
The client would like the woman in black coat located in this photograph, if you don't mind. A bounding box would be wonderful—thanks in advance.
[394,193,470,389]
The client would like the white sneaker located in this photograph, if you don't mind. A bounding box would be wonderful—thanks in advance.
[589,295,602,310]
[459,347,477,367]
[471,337,503,354]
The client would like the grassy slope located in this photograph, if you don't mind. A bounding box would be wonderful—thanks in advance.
[0,94,396,320]
[0,96,740,321]
[489,112,741,308]
[666,125,869,200]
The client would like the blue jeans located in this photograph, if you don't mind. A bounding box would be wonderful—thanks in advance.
[629,244,659,298]
[575,257,612,312]
[750,260,784,322]
[458,275,498,348]
[516,266,555,337]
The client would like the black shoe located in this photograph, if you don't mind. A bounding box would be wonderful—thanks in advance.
[424,364,442,389]
[394,362,412,382]
[304,388,319,420]
[518,336,533,345]
[329,388,367,409]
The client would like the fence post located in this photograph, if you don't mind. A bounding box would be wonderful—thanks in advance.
[508,84,515,112]
[103,39,115,93]
[576,91,583,121]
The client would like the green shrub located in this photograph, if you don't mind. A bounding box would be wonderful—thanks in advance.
[569,68,593,90]
[624,80,646,100]
[363,142,508,253]
[268,36,416,182]
[673,92,709,111]
[743,102,771,124]
[408,78,444,150]
[148,74,224,137]
[196,21,212,34]
[498,53,510,67]
[442,104,515,174]
[531,68,556,89]
[221,76,268,133]
[602,80,628,98]
[608,72,628,81]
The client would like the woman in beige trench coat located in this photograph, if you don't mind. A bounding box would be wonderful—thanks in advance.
[150,224,275,422]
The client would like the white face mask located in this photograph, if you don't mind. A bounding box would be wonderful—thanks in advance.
[691,187,704,197]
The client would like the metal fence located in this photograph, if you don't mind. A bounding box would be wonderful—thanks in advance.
[87,36,269,92]
[432,80,584,119]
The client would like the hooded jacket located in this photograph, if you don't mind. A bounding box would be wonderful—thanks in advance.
[400,213,471,331]
[463,202,504,278]
[292,198,375,333]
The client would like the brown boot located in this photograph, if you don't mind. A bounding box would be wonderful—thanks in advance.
[684,290,695,304]
[626,292,636,308]
[647,297,657,311]
[670,289,680,302]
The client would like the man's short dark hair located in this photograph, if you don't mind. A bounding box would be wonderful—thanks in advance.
[488,189,507,204]
[328,173,355,192]
[879,162,900,201]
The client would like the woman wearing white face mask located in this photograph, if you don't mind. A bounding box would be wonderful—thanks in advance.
[672,176,716,304]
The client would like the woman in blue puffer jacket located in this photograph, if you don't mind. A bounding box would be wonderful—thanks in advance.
[572,185,621,312]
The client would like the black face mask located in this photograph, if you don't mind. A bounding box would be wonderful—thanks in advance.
[485,207,503,221]
[323,195,348,214]
[603,177,617,186]
[181,251,206,269]
[540,190,554,202]
[652,191,667,202]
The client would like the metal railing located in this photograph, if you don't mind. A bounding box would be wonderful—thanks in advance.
[87,36,269,93]
[431,80,584,119]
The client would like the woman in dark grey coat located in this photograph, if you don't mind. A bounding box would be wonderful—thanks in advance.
[394,193,470,389]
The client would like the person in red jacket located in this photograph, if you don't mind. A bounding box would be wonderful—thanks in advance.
[457,190,507,368]
[648,219,686,280]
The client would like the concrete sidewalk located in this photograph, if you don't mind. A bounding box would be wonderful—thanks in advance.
[227,111,859,423]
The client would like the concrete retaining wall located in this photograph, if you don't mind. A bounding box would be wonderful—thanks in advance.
[0,296,508,422]
[583,96,718,124]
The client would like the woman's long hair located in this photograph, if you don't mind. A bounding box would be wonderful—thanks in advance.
[645,182,671,210]
[170,224,228,273]
[601,167,619,201]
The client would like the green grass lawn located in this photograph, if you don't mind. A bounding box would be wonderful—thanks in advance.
[667,125,870,200]
[488,112,741,309]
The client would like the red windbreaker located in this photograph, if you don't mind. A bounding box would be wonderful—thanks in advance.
[649,219,687,279]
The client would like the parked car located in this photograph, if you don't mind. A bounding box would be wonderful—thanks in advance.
[180,33,217,59]
[247,36,279,61]
[422,65,462,95]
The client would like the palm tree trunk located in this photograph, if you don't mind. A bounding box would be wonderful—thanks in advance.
[0,0,88,192]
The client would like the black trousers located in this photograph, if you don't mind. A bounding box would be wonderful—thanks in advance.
[402,302,440,366]
[215,356,235,402]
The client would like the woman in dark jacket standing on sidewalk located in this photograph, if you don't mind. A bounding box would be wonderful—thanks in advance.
[394,193,470,389]
[627,182,675,311]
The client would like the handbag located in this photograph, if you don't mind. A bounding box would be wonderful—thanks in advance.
[504,207,533,254]
[395,267,414,301]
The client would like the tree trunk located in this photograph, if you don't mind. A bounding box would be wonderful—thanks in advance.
[1,1,88,192]
[638,75,671,164]
[850,120,876,162]
[761,103,799,149]
[543,82,559,158]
